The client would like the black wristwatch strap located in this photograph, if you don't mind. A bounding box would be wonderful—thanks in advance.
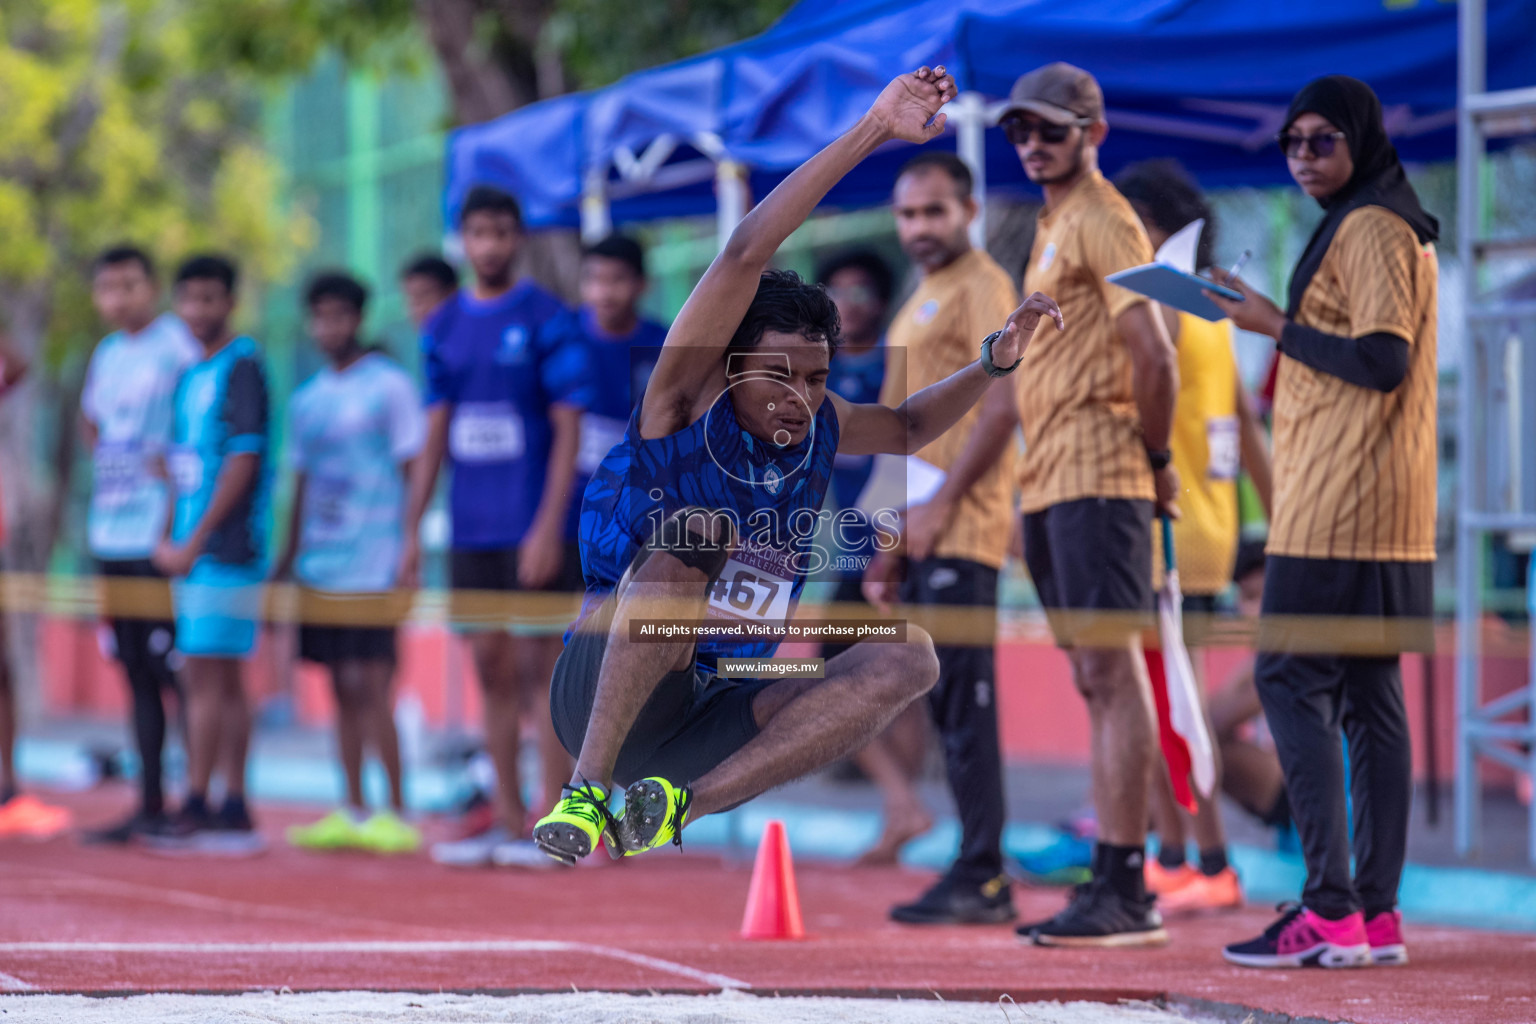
[979,330,1021,377]
[1146,448,1172,471]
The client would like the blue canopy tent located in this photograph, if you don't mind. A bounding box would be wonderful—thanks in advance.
[445,0,1536,239]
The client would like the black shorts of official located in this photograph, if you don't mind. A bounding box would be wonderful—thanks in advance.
[549,593,775,790]
[1181,592,1219,649]
[449,542,584,631]
[1022,497,1154,647]
[1256,556,1434,656]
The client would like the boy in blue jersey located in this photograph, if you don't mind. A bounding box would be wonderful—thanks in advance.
[79,245,199,844]
[278,272,425,855]
[149,255,271,856]
[401,186,593,868]
[534,67,1063,865]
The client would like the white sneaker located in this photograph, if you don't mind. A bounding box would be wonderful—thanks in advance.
[491,837,559,869]
[431,825,515,868]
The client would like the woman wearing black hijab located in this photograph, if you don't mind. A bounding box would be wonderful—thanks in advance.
[1206,75,1439,970]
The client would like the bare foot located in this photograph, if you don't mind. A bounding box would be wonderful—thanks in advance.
[855,803,932,866]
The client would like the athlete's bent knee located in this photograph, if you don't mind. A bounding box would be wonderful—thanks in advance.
[883,624,939,704]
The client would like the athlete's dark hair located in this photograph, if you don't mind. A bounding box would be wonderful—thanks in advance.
[896,151,973,198]
[1113,159,1217,271]
[583,234,645,278]
[174,254,238,294]
[305,270,369,314]
[815,248,895,307]
[459,185,522,229]
[93,244,156,280]
[400,253,458,290]
[727,270,841,358]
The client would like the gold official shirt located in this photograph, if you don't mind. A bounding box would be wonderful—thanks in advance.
[1017,170,1157,514]
[1269,206,1438,562]
[882,248,1020,569]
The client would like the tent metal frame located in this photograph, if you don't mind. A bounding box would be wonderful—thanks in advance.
[1455,0,1536,864]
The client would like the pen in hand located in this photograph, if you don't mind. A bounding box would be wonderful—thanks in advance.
[1222,249,1252,285]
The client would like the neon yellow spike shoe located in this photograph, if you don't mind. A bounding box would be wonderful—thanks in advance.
[286,809,363,851]
[617,778,693,856]
[532,780,622,866]
[354,810,422,854]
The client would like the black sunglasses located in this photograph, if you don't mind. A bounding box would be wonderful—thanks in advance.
[1277,130,1346,159]
[1001,116,1089,146]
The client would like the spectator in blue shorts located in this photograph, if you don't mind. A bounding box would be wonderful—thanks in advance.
[79,245,200,844]
[278,272,426,855]
[149,255,271,857]
[401,185,594,868]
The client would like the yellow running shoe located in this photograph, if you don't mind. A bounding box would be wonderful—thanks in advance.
[532,781,621,866]
[617,777,692,856]
[286,809,363,851]
[355,811,422,855]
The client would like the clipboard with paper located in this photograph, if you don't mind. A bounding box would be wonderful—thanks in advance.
[1104,219,1242,323]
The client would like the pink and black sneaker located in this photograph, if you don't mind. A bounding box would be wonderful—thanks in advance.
[1365,909,1408,966]
[1223,903,1370,969]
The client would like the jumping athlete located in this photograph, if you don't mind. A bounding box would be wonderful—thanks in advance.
[532,67,1063,865]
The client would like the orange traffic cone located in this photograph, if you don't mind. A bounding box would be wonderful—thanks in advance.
[740,819,804,940]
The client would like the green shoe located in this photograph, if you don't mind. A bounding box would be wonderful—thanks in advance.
[354,811,422,854]
[286,809,363,851]
[532,781,622,866]
[617,778,692,856]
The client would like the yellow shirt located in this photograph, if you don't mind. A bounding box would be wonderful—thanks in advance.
[1269,206,1438,562]
[1017,171,1157,514]
[882,248,1020,569]
[1156,313,1240,595]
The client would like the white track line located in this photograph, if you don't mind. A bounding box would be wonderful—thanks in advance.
[0,971,37,991]
[0,941,749,990]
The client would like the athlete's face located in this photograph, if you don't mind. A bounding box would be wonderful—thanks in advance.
[728,332,830,448]
[461,210,521,286]
[825,266,886,346]
[308,296,361,361]
[402,273,455,328]
[92,260,159,334]
[1285,112,1354,202]
[1014,120,1101,186]
[580,255,645,333]
[893,169,974,272]
[173,278,235,346]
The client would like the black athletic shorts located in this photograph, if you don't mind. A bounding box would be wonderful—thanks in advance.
[295,588,404,667]
[1022,497,1154,647]
[549,593,775,789]
[449,542,583,631]
[1257,555,1434,656]
[300,624,397,666]
[97,558,177,673]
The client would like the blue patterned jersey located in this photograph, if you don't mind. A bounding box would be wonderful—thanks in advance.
[168,336,271,568]
[574,390,841,671]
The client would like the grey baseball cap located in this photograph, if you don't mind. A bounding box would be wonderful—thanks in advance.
[999,62,1104,126]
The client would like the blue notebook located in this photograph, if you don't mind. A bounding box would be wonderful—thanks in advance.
[1104,265,1243,322]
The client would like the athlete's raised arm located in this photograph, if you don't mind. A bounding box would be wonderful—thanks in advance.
[833,291,1063,456]
[640,66,955,437]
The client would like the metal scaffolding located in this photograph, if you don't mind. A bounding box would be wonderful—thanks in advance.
[1454,0,1536,864]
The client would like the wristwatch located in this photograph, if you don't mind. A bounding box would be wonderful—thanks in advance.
[979,331,1022,377]
[1146,448,1172,471]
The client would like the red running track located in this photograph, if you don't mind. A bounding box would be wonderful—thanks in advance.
[3,792,1534,1023]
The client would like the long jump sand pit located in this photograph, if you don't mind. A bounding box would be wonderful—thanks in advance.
[0,991,1229,1024]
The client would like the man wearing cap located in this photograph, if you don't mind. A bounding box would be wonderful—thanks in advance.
[1004,63,1180,947]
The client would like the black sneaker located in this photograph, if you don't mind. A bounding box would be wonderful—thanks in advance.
[891,872,1015,925]
[1019,878,1168,948]
[138,798,215,848]
[82,808,167,845]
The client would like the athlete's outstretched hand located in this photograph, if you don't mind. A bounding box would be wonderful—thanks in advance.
[990,291,1064,368]
[866,66,957,145]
